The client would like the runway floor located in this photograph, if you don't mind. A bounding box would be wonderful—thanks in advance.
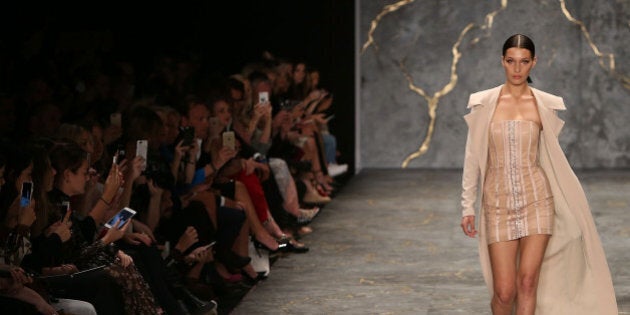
[233,169,630,314]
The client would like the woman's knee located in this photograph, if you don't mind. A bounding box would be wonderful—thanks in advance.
[517,272,539,296]
[493,284,516,305]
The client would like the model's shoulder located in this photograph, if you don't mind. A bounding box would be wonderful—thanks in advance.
[531,87,566,110]
[467,85,501,108]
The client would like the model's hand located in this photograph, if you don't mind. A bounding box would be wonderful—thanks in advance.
[461,215,477,238]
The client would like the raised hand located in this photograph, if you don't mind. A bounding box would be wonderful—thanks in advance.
[101,218,132,244]
[17,200,37,227]
[174,226,199,253]
[50,210,73,242]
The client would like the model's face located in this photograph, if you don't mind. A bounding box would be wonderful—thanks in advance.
[502,48,536,86]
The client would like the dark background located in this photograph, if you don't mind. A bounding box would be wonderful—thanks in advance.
[0,1,356,172]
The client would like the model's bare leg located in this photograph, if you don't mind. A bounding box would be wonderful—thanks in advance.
[489,240,519,315]
[515,234,550,315]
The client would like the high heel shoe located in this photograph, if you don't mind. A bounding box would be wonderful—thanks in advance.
[281,240,309,254]
[297,207,320,224]
[302,187,331,204]
[277,235,309,254]
[241,270,267,285]
[253,238,287,253]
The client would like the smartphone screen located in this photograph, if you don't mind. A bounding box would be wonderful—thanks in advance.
[222,131,235,150]
[258,91,269,104]
[60,201,70,219]
[104,207,137,228]
[20,181,33,208]
[136,140,148,170]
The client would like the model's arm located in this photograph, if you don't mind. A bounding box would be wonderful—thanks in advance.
[461,124,479,218]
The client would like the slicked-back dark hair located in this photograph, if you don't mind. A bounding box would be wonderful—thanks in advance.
[502,34,535,83]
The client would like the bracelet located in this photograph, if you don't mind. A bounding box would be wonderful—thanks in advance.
[100,197,112,206]
[187,160,196,165]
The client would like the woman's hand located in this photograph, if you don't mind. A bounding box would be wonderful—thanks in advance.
[131,219,156,243]
[148,179,164,198]
[41,264,78,276]
[214,146,237,169]
[17,201,37,227]
[116,250,133,268]
[185,245,214,264]
[50,210,73,242]
[460,215,477,238]
[123,232,153,246]
[243,158,257,176]
[125,155,145,183]
[10,267,33,285]
[174,226,198,253]
[103,163,124,202]
[174,140,189,160]
[101,219,131,244]
[188,139,200,161]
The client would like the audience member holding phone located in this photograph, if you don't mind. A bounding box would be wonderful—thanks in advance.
[0,146,98,315]
[26,141,163,315]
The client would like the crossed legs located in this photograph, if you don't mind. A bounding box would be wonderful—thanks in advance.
[488,234,550,315]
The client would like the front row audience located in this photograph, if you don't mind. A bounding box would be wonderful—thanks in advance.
[0,58,347,314]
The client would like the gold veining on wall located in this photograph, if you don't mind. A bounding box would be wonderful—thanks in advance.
[399,2,509,168]
[400,24,474,168]
[559,0,630,90]
[361,0,415,54]
[470,0,508,45]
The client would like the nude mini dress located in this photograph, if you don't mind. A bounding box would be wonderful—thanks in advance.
[483,120,554,244]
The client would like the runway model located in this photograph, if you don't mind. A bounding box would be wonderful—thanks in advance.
[459,34,617,314]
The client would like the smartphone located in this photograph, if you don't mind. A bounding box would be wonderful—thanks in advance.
[113,148,126,165]
[195,138,202,161]
[104,207,137,229]
[175,126,195,146]
[110,113,122,127]
[60,201,70,219]
[258,91,269,104]
[136,140,148,170]
[20,181,33,208]
[222,131,235,150]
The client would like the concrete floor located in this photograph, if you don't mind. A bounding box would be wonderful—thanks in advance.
[233,169,630,314]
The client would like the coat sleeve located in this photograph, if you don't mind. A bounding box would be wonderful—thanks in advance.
[461,95,483,217]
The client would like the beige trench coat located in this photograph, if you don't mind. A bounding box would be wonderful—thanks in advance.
[461,85,618,314]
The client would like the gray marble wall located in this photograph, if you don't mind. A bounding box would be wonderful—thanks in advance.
[359,0,630,169]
